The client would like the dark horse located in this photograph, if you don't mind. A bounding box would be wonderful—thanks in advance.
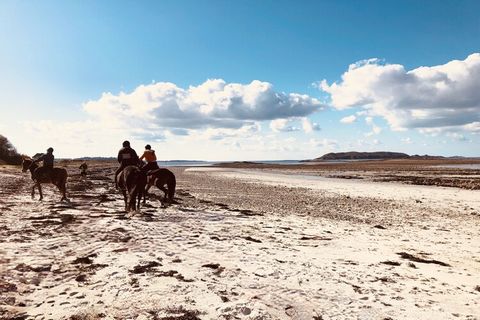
[117,165,147,212]
[144,168,176,205]
[21,157,68,201]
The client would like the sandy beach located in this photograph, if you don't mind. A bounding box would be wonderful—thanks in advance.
[1,161,479,320]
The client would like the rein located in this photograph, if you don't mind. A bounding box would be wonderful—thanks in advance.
[28,160,38,173]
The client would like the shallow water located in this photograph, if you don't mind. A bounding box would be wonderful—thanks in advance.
[434,164,480,169]
[156,160,304,167]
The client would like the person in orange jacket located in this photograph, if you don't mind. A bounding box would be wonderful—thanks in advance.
[140,144,159,172]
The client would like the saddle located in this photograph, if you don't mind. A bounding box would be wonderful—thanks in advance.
[34,167,54,181]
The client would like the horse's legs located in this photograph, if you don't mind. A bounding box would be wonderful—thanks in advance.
[143,181,153,204]
[121,189,128,211]
[38,183,43,201]
[156,182,167,198]
[54,182,64,201]
[157,183,169,204]
[31,184,35,199]
[137,189,143,210]
[62,177,68,201]
[128,190,136,212]
[160,187,168,200]
[59,183,67,201]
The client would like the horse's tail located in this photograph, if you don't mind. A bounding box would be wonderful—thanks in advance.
[167,173,176,202]
[130,183,141,209]
[131,170,148,210]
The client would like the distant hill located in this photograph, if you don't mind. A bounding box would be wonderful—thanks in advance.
[307,151,448,161]
[0,134,22,165]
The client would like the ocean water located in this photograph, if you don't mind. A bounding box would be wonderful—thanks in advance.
[156,161,213,167]
[434,164,480,170]
[156,160,303,167]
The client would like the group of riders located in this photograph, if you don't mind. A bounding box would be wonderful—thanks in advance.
[32,140,160,189]
[23,140,175,208]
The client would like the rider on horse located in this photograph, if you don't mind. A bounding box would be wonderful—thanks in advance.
[79,161,88,176]
[115,140,139,189]
[33,147,55,179]
[139,144,159,172]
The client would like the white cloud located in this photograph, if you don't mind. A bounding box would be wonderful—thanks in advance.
[401,137,413,144]
[364,116,382,136]
[321,53,480,132]
[14,79,326,158]
[84,79,324,138]
[308,138,338,149]
[463,122,480,133]
[270,119,300,132]
[446,132,468,142]
[352,138,383,149]
[340,115,356,124]
[199,123,261,140]
[301,118,321,133]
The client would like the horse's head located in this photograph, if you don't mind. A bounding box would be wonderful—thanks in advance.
[21,157,33,172]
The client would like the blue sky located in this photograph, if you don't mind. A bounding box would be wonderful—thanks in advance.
[1,0,479,159]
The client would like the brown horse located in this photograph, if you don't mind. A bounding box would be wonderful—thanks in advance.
[144,168,176,205]
[21,157,68,201]
[117,165,147,212]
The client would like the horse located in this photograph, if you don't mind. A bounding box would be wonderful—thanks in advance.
[144,168,176,205]
[79,162,88,177]
[117,165,147,212]
[21,157,68,201]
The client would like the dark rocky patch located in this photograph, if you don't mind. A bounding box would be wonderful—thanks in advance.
[397,252,450,267]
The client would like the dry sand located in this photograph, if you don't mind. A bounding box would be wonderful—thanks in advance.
[0,161,479,320]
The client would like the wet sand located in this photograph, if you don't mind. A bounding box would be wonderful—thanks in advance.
[0,160,479,320]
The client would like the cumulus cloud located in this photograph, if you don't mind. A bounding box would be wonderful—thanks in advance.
[340,115,357,124]
[446,132,468,142]
[16,79,327,158]
[270,117,321,133]
[84,79,324,139]
[463,122,480,133]
[270,119,300,132]
[301,118,321,133]
[321,53,480,132]
[199,123,261,140]
[308,138,338,149]
[364,116,382,136]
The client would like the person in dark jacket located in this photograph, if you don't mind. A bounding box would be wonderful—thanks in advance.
[33,147,55,179]
[115,140,139,188]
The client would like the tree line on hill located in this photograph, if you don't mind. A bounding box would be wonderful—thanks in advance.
[0,135,22,165]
